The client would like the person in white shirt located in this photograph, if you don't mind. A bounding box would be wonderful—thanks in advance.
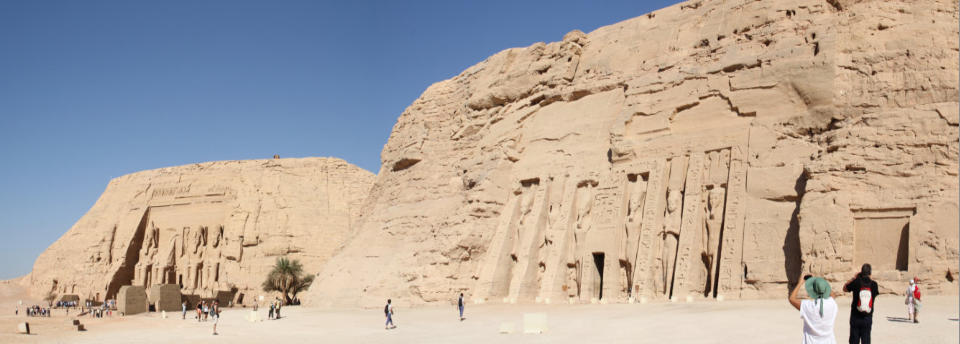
[790,274,838,344]
[905,277,921,323]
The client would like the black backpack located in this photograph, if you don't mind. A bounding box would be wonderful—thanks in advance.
[384,304,389,315]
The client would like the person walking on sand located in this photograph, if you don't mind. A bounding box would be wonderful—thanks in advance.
[843,263,878,344]
[182,301,187,320]
[268,302,274,320]
[906,277,921,323]
[203,301,210,321]
[196,301,203,322]
[790,274,838,344]
[458,293,465,321]
[384,299,395,329]
[211,301,220,335]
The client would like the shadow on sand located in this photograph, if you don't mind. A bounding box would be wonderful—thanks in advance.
[886,316,913,323]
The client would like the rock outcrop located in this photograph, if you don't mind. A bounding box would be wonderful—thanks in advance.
[307,0,959,307]
[27,158,375,304]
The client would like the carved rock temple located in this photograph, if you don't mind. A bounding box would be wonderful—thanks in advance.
[28,158,374,304]
[306,0,958,307]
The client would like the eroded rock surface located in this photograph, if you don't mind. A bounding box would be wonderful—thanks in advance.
[308,0,959,307]
[27,158,375,304]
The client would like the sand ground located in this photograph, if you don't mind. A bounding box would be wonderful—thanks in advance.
[1,281,956,344]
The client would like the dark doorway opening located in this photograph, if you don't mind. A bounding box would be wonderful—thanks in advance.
[592,252,605,300]
[896,223,909,271]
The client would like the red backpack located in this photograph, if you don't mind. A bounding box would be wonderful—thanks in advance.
[913,285,922,300]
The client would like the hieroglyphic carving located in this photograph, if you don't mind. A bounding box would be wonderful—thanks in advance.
[701,149,730,297]
[716,146,747,297]
[619,172,647,296]
[592,181,625,300]
[660,157,687,297]
[572,180,596,300]
[671,153,705,299]
[476,148,745,303]
[632,159,668,300]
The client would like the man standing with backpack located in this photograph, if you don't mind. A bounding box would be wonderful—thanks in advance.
[385,299,395,330]
[843,263,879,344]
[906,277,921,323]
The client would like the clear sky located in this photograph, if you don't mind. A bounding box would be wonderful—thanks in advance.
[0,0,679,279]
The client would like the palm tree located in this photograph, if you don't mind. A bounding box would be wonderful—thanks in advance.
[262,257,313,305]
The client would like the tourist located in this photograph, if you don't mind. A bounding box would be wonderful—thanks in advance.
[196,301,203,322]
[275,300,281,319]
[182,301,187,320]
[843,263,878,344]
[384,299,395,330]
[211,301,220,335]
[203,301,209,321]
[906,277,921,323]
[268,302,274,320]
[458,293,465,321]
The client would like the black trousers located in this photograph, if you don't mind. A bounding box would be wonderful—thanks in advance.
[849,316,872,344]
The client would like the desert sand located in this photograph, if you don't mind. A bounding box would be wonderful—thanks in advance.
[1,281,956,344]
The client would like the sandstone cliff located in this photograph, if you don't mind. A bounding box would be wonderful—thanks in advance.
[307,0,959,307]
[27,158,375,304]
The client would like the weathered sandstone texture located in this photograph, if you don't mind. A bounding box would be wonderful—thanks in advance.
[27,158,375,304]
[309,0,958,307]
[148,284,181,312]
[117,286,147,315]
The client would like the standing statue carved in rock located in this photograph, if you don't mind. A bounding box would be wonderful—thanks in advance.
[660,187,682,296]
[624,176,647,295]
[571,183,594,299]
[212,226,223,248]
[702,187,725,295]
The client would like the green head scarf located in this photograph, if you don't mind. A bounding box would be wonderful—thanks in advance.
[804,277,831,316]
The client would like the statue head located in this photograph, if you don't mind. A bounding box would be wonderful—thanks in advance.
[708,188,724,210]
[666,189,680,212]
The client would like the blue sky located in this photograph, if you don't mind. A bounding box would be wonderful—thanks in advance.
[0,0,679,279]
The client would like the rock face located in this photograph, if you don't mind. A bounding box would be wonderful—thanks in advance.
[27,158,375,305]
[308,0,959,307]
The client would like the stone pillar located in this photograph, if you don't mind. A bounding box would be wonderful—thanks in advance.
[717,146,748,298]
[672,153,705,299]
[117,286,147,315]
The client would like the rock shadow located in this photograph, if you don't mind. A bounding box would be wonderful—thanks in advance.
[783,171,807,295]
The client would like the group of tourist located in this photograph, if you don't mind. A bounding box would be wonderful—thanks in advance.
[190,300,219,322]
[267,299,282,320]
[55,300,78,308]
[790,263,923,344]
[22,305,51,317]
[180,300,220,335]
[89,305,110,318]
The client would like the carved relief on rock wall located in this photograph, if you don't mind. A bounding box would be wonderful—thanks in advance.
[111,186,241,301]
[473,143,748,303]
